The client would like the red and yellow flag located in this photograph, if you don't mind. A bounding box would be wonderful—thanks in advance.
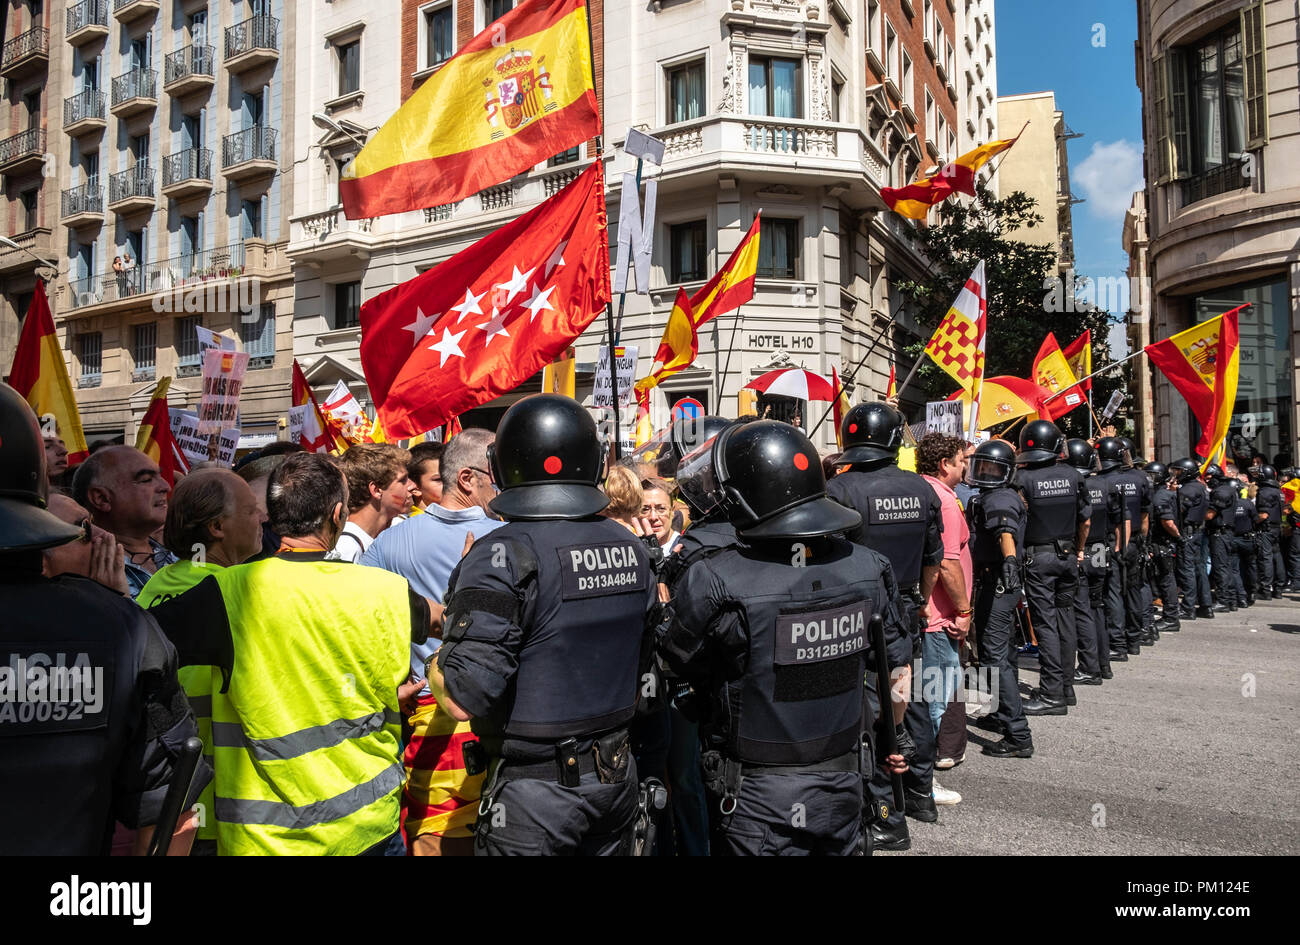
[7,281,89,466]
[635,289,698,394]
[886,363,897,400]
[134,377,188,485]
[925,261,987,397]
[832,366,850,450]
[341,0,599,219]
[689,214,760,327]
[949,375,1053,430]
[1062,329,1092,392]
[541,346,576,398]
[1145,304,1244,461]
[882,131,1023,220]
[1033,333,1086,421]
[292,360,336,454]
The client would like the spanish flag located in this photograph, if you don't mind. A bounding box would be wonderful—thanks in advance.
[7,281,89,466]
[689,214,761,327]
[882,130,1023,220]
[635,288,698,393]
[1033,333,1085,421]
[832,366,850,450]
[1145,303,1245,462]
[886,363,897,400]
[134,377,189,486]
[291,359,335,454]
[1062,329,1092,391]
[341,0,600,219]
[949,375,1053,430]
[541,346,576,398]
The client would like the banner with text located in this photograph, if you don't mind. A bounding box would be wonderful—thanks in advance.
[197,349,249,434]
[593,345,639,409]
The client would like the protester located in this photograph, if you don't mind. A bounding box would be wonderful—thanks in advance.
[602,465,645,532]
[641,477,679,552]
[41,493,129,596]
[44,434,70,493]
[407,441,445,513]
[332,443,415,561]
[234,442,305,558]
[360,429,502,856]
[71,445,176,598]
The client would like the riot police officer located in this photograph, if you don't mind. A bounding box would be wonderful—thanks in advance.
[1015,420,1091,715]
[1204,463,1241,612]
[1250,465,1285,599]
[1172,458,1213,619]
[1116,437,1157,643]
[428,395,658,856]
[1066,439,1121,683]
[1145,463,1182,633]
[1229,489,1258,606]
[657,420,907,855]
[825,402,944,850]
[0,381,210,855]
[1096,438,1137,656]
[966,439,1034,757]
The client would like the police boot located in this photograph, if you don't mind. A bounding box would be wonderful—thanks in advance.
[869,819,911,852]
[1099,665,1115,680]
[1063,688,1078,707]
[1157,614,1181,633]
[1273,588,1285,600]
[1179,605,1196,620]
[904,787,938,823]
[1073,670,1103,686]
[1245,592,1256,606]
[1108,648,1129,662]
[1196,605,1215,619]
[1140,627,1157,646]
[982,736,1034,758]
[1022,693,1068,716]
[1213,600,1232,613]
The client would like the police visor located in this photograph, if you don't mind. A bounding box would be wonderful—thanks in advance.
[967,454,1014,488]
[675,434,724,517]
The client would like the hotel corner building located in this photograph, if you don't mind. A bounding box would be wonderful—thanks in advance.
[1135,0,1299,467]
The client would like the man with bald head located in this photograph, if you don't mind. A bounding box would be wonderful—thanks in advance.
[72,445,176,598]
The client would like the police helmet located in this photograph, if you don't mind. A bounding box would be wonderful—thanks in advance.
[1096,437,1127,473]
[1255,464,1278,487]
[665,415,729,477]
[1118,436,1137,468]
[1065,438,1098,475]
[967,439,1017,489]
[0,382,85,554]
[694,420,861,540]
[1016,419,1065,466]
[1146,462,1170,486]
[1170,457,1200,484]
[1281,467,1298,483]
[838,402,905,465]
[1203,463,1225,486]
[487,394,609,520]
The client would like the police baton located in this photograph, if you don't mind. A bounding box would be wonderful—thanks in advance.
[147,736,204,857]
[869,613,905,811]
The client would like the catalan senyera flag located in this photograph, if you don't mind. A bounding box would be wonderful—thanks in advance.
[951,375,1053,430]
[340,0,599,219]
[925,261,987,398]
[881,131,1023,220]
[689,214,761,327]
[635,289,697,394]
[134,377,188,486]
[1062,329,1092,392]
[292,359,335,454]
[7,281,89,467]
[1145,303,1245,461]
[1033,333,1086,421]
[832,366,850,450]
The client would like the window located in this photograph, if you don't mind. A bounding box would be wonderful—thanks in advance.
[20,190,38,232]
[241,303,275,368]
[133,132,150,167]
[485,0,512,23]
[925,90,935,145]
[885,24,898,82]
[334,281,361,330]
[867,1,882,60]
[83,56,99,91]
[1189,27,1246,174]
[924,1,934,46]
[935,21,944,63]
[338,40,360,97]
[945,41,955,80]
[83,151,99,187]
[176,317,202,375]
[757,218,799,279]
[242,198,263,239]
[831,74,845,122]
[666,59,705,124]
[181,215,201,271]
[23,91,40,131]
[748,56,801,118]
[133,323,157,380]
[425,3,455,68]
[901,52,913,108]
[78,333,102,385]
[668,220,707,283]
[548,147,579,167]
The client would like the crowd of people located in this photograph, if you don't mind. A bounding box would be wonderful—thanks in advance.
[2,376,1296,856]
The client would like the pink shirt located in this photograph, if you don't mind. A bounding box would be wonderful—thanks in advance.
[922,474,972,633]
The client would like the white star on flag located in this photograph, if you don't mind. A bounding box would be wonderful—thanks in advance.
[451,288,487,325]
[476,308,511,346]
[401,307,439,344]
[428,327,467,366]
[523,285,556,323]
[544,241,567,278]
[496,266,536,306]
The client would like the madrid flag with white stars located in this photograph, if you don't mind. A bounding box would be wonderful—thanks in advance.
[360,162,610,438]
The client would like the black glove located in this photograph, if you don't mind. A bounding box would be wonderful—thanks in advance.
[640,533,665,575]
[1000,555,1021,593]
[894,723,917,766]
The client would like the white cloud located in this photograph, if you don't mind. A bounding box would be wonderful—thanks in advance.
[1072,140,1145,220]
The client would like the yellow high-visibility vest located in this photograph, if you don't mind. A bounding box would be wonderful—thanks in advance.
[210,556,411,856]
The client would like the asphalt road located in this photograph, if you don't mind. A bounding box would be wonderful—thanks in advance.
[894,592,1300,856]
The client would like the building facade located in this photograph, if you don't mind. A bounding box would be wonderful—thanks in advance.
[996,89,1080,273]
[1123,188,1153,458]
[955,0,997,190]
[1136,0,1298,467]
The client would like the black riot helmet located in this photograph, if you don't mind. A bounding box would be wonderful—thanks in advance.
[1280,467,1298,483]
[0,381,85,554]
[708,420,861,541]
[838,402,905,465]
[1254,464,1278,486]
[666,415,730,477]
[487,394,609,520]
[1016,419,1065,466]
[1170,457,1200,484]
[1096,437,1126,473]
[1066,438,1098,475]
[1203,463,1225,486]
[1146,462,1170,486]
[967,439,1017,489]
[1118,436,1137,468]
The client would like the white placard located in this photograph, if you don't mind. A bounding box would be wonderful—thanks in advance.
[926,400,965,436]
[593,345,638,409]
[613,173,657,295]
[197,348,249,434]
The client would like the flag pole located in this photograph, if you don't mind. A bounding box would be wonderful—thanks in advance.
[809,297,909,440]
[718,303,745,409]
[1043,348,1144,404]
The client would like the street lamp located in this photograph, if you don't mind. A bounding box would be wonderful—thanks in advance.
[0,235,59,272]
[311,113,372,149]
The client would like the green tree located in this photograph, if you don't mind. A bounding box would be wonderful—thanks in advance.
[893,187,1120,436]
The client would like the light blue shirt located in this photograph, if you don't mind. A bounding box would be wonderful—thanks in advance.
[359,504,504,691]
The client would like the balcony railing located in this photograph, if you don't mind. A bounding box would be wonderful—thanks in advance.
[66,1,109,37]
[164,44,215,86]
[61,179,104,217]
[64,89,106,126]
[1180,161,1248,206]
[163,148,212,186]
[0,128,46,166]
[742,119,838,157]
[111,69,158,107]
[225,16,278,59]
[66,241,246,310]
[109,165,154,203]
[222,126,276,169]
[2,27,49,70]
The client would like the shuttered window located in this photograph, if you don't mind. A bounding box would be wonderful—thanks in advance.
[1242,2,1268,147]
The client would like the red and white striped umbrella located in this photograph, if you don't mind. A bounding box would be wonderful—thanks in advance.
[743,368,836,402]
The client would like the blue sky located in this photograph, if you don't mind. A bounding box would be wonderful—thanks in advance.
[995,0,1144,352]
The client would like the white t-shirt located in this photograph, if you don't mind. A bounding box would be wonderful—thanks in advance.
[328,521,375,563]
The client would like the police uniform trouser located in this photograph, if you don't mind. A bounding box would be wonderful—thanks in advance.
[974,570,1031,742]
[1209,530,1237,605]
[1023,547,1078,700]
[1256,529,1281,593]
[1080,556,1109,675]
[1104,551,1125,650]
[1232,536,1255,600]
[1073,551,1100,676]
[1150,540,1180,619]
[1122,543,1147,645]
[1177,529,1212,609]
[1286,530,1300,586]
[1138,542,1157,630]
[474,766,639,856]
[715,771,863,856]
